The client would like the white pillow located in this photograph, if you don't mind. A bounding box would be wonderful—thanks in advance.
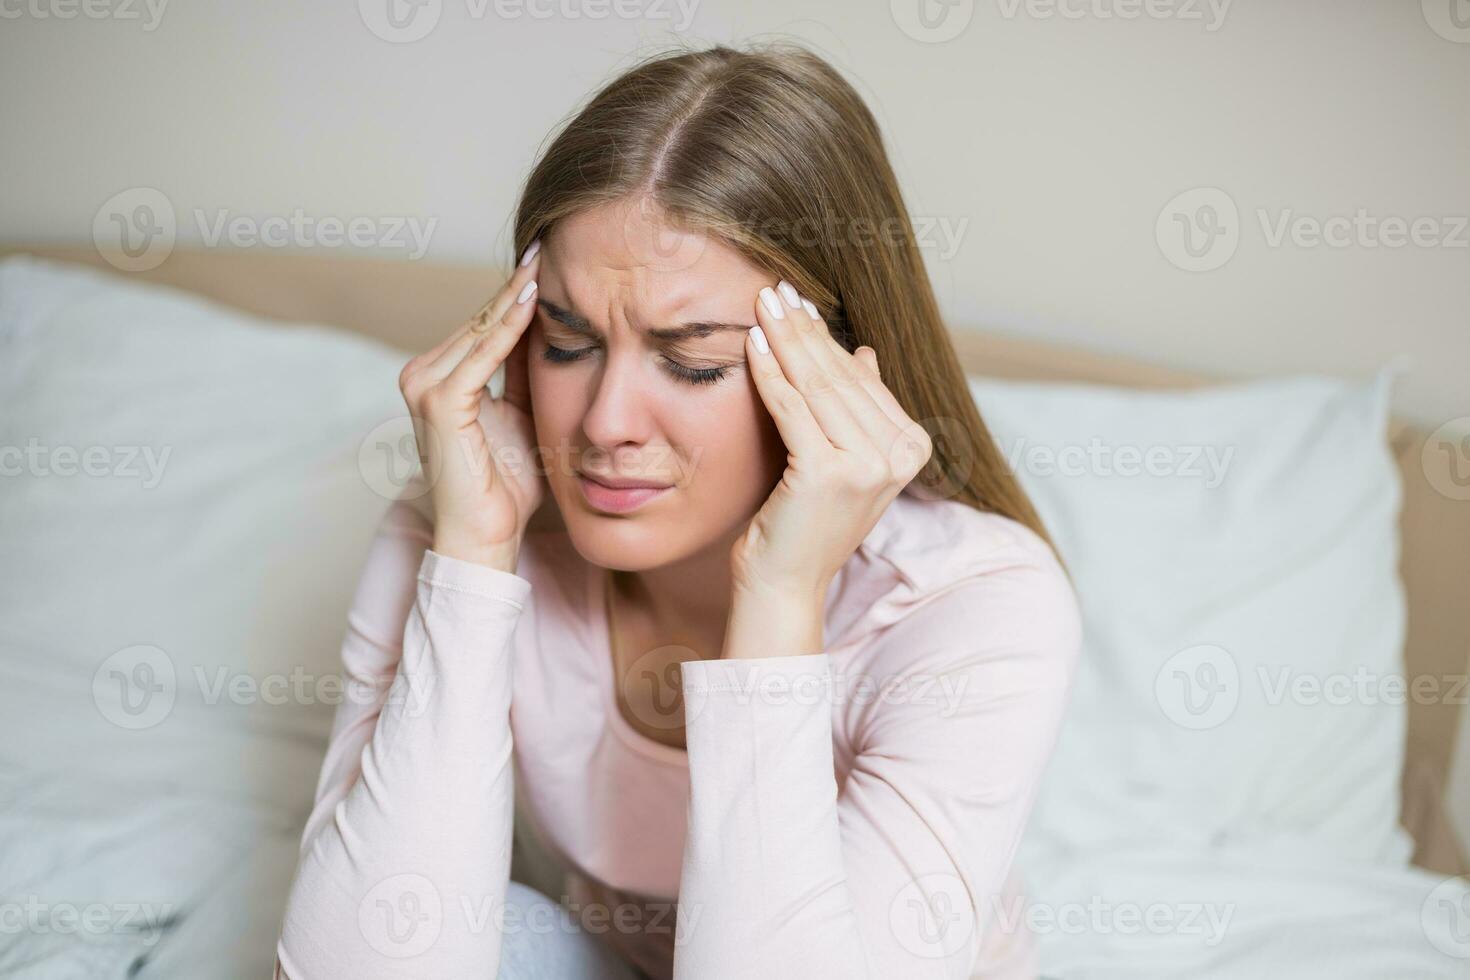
[0,254,419,977]
[969,369,1414,867]
[0,255,418,792]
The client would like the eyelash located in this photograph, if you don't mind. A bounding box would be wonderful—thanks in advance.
[540,343,731,387]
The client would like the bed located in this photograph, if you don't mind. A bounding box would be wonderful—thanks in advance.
[1,244,1466,979]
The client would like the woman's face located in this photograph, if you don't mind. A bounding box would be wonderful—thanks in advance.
[527,197,785,573]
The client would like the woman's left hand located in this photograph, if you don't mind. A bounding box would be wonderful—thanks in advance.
[732,280,934,602]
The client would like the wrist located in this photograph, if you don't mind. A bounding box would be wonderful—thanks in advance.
[723,583,826,660]
[731,565,830,607]
[431,532,520,573]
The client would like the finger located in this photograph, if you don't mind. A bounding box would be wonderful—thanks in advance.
[852,346,920,436]
[470,242,541,334]
[423,244,541,382]
[441,278,538,407]
[777,281,872,397]
[800,307,911,437]
[421,324,481,387]
[745,321,829,459]
[757,285,873,453]
[417,274,512,368]
[773,281,899,450]
[779,286,929,480]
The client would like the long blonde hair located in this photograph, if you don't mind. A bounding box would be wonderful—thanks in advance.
[512,41,1058,558]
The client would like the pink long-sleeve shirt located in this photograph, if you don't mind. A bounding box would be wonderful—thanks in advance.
[274,488,1081,980]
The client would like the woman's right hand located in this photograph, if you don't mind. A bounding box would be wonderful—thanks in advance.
[398,239,543,570]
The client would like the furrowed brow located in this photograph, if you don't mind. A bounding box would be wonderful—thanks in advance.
[646,321,754,341]
[537,298,752,341]
[536,299,595,335]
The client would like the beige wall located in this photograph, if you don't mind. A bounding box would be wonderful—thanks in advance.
[3,0,1468,834]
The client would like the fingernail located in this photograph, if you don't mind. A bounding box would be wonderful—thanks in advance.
[517,279,538,304]
[777,280,800,308]
[519,238,541,267]
[759,287,785,320]
[749,325,770,354]
[801,298,819,319]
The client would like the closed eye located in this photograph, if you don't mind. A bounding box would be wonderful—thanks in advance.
[540,342,733,387]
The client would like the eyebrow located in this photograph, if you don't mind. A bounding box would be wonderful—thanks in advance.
[536,298,752,341]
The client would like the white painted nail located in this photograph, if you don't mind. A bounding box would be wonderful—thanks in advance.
[516,279,538,304]
[777,280,800,308]
[749,325,770,354]
[801,298,819,319]
[519,238,541,267]
[759,287,785,320]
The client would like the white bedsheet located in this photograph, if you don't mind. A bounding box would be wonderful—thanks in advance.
[1018,838,1470,978]
[0,752,308,978]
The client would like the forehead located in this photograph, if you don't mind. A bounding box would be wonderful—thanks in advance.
[546,197,768,313]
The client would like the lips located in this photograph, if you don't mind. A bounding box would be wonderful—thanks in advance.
[579,471,673,490]
[577,472,674,514]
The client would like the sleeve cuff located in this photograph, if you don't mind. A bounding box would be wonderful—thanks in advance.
[418,549,533,609]
[679,652,832,700]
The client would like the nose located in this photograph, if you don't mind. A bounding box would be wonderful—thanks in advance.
[579,343,658,458]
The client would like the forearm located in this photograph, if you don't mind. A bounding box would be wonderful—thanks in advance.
[432,528,521,571]
[673,649,869,980]
[276,551,529,980]
[679,575,872,977]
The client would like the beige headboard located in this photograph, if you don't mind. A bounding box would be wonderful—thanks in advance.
[6,244,1466,874]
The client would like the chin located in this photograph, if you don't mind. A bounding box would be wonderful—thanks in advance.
[554,484,681,572]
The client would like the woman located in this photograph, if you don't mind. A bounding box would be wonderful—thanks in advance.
[274,41,1080,980]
